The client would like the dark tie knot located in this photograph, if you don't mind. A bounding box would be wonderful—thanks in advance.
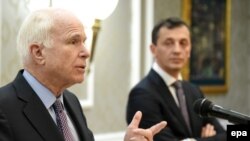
[172,80,182,89]
[53,99,64,112]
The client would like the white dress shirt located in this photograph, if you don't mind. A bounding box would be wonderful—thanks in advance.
[152,62,182,106]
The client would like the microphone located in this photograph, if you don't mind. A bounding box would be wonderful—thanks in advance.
[193,98,250,124]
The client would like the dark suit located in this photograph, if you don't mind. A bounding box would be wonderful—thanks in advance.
[126,69,226,141]
[0,70,94,141]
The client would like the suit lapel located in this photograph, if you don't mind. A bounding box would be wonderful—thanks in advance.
[13,71,64,141]
[63,91,94,141]
[23,99,63,141]
[148,70,192,136]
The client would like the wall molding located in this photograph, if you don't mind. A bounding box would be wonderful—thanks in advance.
[0,0,2,85]
[130,0,141,88]
[144,0,154,75]
[80,64,95,109]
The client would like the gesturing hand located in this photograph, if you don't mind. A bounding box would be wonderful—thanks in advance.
[124,111,167,141]
[201,123,216,138]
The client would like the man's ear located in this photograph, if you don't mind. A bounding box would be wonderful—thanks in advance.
[29,44,45,65]
[150,43,157,57]
[187,43,192,58]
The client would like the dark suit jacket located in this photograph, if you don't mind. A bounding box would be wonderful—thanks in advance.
[126,69,226,141]
[0,70,94,141]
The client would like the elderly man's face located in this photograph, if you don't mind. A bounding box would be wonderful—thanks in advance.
[43,14,89,88]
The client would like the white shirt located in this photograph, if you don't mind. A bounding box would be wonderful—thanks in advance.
[152,62,182,106]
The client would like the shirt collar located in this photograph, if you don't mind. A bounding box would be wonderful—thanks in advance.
[56,95,65,109]
[22,70,62,109]
[152,62,182,86]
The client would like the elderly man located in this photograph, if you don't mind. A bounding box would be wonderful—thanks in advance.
[0,8,166,141]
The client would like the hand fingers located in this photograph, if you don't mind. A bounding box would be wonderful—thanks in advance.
[201,126,205,137]
[207,124,216,136]
[126,111,167,141]
[129,136,148,141]
[206,124,214,136]
[150,121,167,135]
[133,121,167,141]
[128,111,142,128]
[201,124,216,137]
[202,124,210,137]
[134,129,152,141]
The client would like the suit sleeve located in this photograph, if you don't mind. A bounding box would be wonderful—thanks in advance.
[0,108,14,141]
[66,92,95,141]
[190,85,226,141]
[126,85,226,141]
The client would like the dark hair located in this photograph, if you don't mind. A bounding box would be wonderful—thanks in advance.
[151,17,190,45]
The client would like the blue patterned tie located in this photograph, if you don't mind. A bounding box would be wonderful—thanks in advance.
[173,81,192,133]
[53,99,74,141]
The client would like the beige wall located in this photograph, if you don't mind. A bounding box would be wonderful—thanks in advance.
[84,0,132,133]
[1,0,250,135]
[1,0,28,85]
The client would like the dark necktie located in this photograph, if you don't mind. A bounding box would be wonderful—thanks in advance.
[173,81,192,133]
[53,99,74,141]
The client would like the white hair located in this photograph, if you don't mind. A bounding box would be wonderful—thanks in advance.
[16,8,55,63]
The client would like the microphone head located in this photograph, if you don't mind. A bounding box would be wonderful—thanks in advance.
[193,98,213,117]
